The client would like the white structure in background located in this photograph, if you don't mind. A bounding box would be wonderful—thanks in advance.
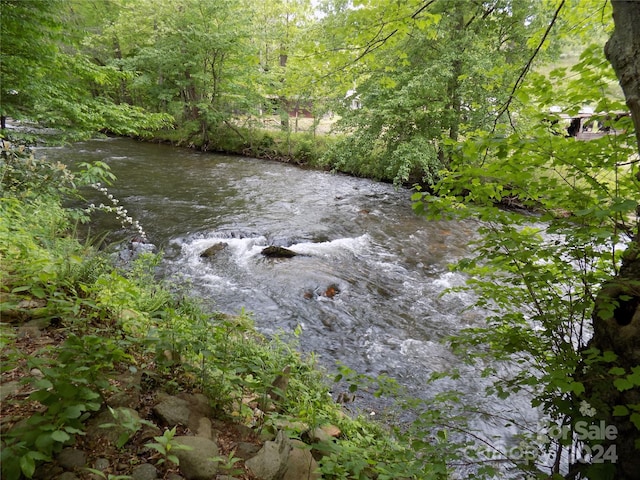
[550,105,629,140]
[345,89,361,110]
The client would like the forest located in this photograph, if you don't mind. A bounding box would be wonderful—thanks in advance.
[1,0,640,479]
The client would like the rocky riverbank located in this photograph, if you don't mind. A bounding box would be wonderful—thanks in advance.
[1,298,341,480]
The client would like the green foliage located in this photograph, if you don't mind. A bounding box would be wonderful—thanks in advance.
[410,22,638,478]
[145,427,191,467]
[1,141,77,200]
[209,452,243,477]
[99,406,155,449]
[0,0,64,122]
[319,0,544,184]
[1,334,126,479]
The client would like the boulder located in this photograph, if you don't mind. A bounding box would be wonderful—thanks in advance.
[200,242,228,258]
[246,432,321,480]
[57,448,87,469]
[283,440,321,480]
[153,395,191,427]
[131,463,158,480]
[172,436,219,480]
[86,407,141,446]
[245,430,291,480]
[261,246,297,258]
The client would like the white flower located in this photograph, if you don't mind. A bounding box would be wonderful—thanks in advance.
[579,400,596,417]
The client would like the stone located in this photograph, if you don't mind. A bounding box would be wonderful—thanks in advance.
[93,458,110,471]
[86,407,141,446]
[172,436,219,480]
[131,463,158,480]
[0,380,20,401]
[234,441,261,460]
[194,417,213,440]
[180,393,213,419]
[315,424,340,440]
[283,440,321,480]
[54,473,80,480]
[261,246,298,258]
[34,464,63,480]
[57,448,87,469]
[200,242,228,258]
[153,395,191,427]
[245,430,291,480]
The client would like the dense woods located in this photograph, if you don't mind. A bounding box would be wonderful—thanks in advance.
[1,0,639,479]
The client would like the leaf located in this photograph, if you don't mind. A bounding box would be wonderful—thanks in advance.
[11,285,31,293]
[63,404,84,419]
[116,432,131,449]
[31,287,46,299]
[628,367,640,386]
[613,405,629,416]
[614,377,634,391]
[569,382,585,395]
[20,454,36,478]
[609,366,626,376]
[51,430,71,443]
[631,413,640,430]
[33,378,54,390]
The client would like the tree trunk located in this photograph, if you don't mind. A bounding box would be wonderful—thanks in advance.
[575,2,640,479]
[605,1,640,154]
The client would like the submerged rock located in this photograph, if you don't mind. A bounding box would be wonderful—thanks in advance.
[261,246,298,258]
[200,242,228,258]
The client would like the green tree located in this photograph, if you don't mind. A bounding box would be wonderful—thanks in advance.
[411,1,639,477]
[574,1,640,478]
[0,0,171,137]
[0,0,63,129]
[320,0,544,184]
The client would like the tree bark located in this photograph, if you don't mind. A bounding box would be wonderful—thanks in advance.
[605,1,640,154]
[576,2,640,479]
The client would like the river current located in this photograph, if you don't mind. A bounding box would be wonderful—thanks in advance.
[37,138,538,467]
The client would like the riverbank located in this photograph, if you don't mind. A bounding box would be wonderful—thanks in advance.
[0,142,447,479]
[139,120,337,170]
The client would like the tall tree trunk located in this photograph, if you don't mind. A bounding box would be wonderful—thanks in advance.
[575,2,640,479]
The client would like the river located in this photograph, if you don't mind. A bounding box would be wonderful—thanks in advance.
[37,138,538,469]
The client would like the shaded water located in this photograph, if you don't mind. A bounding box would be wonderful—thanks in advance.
[38,138,512,411]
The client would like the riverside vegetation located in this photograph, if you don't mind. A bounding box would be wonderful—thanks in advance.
[0,141,443,480]
[3,0,640,478]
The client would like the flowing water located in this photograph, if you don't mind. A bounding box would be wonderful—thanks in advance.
[37,138,538,462]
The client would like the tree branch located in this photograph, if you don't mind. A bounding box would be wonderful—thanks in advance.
[493,0,566,128]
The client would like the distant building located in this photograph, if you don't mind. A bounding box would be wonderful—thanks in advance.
[551,107,630,140]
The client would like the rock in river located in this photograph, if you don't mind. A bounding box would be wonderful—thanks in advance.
[200,242,228,258]
[261,246,298,258]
